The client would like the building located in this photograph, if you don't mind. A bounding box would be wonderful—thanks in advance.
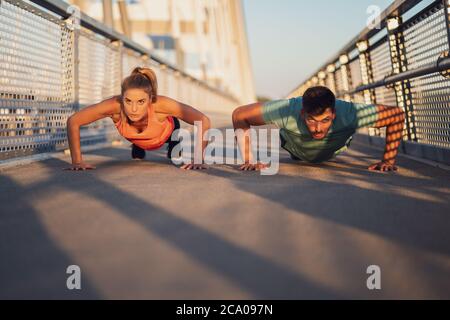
[68,0,256,104]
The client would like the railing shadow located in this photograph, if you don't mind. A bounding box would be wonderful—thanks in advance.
[13,156,345,299]
[0,175,100,299]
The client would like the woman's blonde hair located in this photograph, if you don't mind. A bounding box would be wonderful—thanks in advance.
[121,67,158,103]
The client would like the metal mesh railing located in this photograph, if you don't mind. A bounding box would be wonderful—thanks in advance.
[77,30,122,146]
[403,2,450,147]
[0,0,238,161]
[403,2,449,69]
[287,0,450,155]
[0,0,75,159]
[349,58,363,90]
[369,40,398,107]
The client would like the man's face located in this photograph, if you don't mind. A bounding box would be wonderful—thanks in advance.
[302,108,336,140]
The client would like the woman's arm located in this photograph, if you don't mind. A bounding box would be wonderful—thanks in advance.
[65,96,120,170]
[156,96,211,169]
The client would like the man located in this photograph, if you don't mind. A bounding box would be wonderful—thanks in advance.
[232,86,405,171]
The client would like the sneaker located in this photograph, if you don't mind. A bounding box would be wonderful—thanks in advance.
[131,144,146,160]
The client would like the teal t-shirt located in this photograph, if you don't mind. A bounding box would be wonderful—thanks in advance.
[262,97,379,163]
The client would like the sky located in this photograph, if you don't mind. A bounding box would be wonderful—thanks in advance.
[242,0,395,99]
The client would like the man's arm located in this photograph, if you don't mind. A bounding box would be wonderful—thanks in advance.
[232,103,268,171]
[368,105,406,171]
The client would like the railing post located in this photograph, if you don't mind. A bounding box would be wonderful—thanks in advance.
[356,40,376,105]
[443,0,450,47]
[357,40,380,137]
[326,64,337,95]
[174,71,181,101]
[387,17,416,142]
[339,54,352,101]
[73,27,80,112]
[318,71,326,87]
[111,40,123,97]
[64,6,80,112]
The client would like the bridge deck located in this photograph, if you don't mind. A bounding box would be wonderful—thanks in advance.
[1,113,449,299]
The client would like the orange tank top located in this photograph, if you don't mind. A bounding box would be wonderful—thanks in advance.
[114,104,175,151]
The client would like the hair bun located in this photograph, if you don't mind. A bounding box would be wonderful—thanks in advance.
[122,67,159,103]
[132,67,142,75]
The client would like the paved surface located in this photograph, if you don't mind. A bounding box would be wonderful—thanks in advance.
[1,111,450,299]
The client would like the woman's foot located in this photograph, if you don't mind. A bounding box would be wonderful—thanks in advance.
[131,144,146,160]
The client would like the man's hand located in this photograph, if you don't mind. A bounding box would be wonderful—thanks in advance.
[232,103,267,167]
[181,163,208,170]
[64,162,96,171]
[371,105,405,172]
[239,163,269,171]
[368,161,398,172]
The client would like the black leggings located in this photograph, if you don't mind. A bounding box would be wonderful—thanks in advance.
[167,117,181,159]
[171,117,181,135]
[132,117,181,159]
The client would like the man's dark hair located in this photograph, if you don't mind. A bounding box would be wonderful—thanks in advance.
[302,86,336,115]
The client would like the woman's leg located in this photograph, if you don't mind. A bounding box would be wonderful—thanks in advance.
[167,117,181,159]
[131,144,146,160]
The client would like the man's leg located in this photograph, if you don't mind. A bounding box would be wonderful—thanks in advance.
[280,135,301,161]
[332,136,354,158]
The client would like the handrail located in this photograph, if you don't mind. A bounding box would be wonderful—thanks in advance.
[350,56,450,94]
[286,0,428,97]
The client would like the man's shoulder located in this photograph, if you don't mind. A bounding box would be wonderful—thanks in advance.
[334,100,380,130]
[262,97,301,119]
[334,99,358,129]
[335,99,355,111]
[276,96,303,116]
[261,96,303,131]
[288,96,303,110]
[263,96,302,109]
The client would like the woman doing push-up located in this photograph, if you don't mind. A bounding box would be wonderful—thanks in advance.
[65,67,210,171]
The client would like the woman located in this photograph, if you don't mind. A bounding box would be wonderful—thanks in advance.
[65,67,210,170]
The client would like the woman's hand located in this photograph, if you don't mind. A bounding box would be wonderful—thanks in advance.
[239,163,269,171]
[368,161,398,172]
[64,162,96,171]
[180,163,208,170]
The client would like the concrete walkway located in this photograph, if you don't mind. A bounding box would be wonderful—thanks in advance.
[1,112,449,299]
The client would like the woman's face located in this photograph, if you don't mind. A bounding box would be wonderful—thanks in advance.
[122,88,151,122]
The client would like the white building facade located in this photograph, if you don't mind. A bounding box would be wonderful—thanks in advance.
[69,0,256,104]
